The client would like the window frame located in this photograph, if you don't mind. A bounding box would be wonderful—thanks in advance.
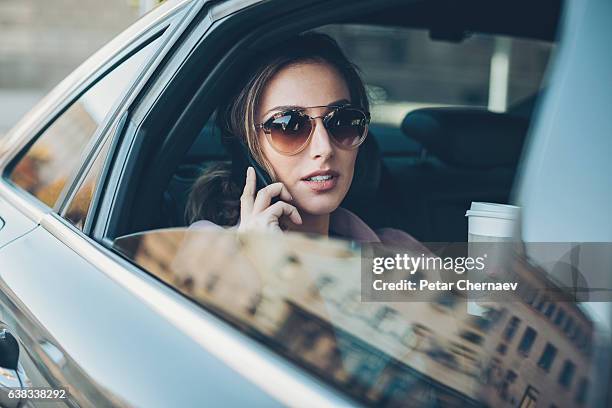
[55,30,168,231]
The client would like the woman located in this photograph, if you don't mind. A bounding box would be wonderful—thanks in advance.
[186,32,417,246]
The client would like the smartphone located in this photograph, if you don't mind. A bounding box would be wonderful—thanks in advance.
[228,139,274,192]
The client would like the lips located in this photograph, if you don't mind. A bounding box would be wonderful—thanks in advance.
[301,170,339,192]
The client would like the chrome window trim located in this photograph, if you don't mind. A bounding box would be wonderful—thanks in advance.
[93,0,215,240]
[54,28,167,217]
[58,112,128,225]
[0,178,50,225]
[38,212,358,408]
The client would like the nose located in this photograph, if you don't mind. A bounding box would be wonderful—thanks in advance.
[308,117,334,159]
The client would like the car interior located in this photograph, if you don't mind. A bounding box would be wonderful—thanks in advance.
[109,0,561,244]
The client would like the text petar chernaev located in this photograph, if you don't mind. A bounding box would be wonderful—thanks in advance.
[370,253,519,293]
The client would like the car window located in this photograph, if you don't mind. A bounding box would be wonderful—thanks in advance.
[317,25,553,127]
[7,36,162,208]
[113,229,608,408]
[63,135,113,230]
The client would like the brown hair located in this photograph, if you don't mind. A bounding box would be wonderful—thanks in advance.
[185,32,369,226]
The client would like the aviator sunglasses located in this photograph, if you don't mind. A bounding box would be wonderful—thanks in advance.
[255,104,370,155]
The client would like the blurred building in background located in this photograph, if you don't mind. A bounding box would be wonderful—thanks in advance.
[0,0,159,135]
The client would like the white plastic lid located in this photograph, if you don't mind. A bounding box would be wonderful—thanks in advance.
[465,202,520,219]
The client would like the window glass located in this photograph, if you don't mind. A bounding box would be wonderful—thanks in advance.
[64,135,112,230]
[8,36,162,208]
[317,25,553,127]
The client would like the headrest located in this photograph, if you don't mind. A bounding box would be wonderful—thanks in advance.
[345,132,381,200]
[401,108,530,168]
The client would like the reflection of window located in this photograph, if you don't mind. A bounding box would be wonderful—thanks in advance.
[564,317,574,335]
[8,36,162,208]
[503,316,521,341]
[537,343,557,372]
[517,326,537,356]
[554,308,566,326]
[63,136,112,230]
[558,360,576,388]
[544,303,556,319]
[460,330,483,345]
[574,378,589,405]
[500,370,517,401]
[535,296,547,312]
[469,314,492,331]
[519,386,539,408]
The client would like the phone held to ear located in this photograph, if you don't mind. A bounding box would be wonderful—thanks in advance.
[229,139,276,196]
[228,138,294,230]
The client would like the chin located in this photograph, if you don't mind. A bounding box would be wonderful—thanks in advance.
[296,195,343,216]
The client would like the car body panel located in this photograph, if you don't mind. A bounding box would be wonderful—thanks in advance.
[0,223,285,407]
[0,197,37,250]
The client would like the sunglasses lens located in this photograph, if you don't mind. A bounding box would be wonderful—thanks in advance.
[327,108,368,148]
[267,112,312,154]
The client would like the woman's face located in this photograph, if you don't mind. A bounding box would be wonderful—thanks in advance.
[256,61,358,216]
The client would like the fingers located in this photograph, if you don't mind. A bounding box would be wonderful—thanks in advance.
[240,167,256,221]
[252,182,293,214]
[264,201,303,225]
[238,168,300,233]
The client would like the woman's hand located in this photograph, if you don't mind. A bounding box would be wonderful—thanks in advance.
[238,167,302,233]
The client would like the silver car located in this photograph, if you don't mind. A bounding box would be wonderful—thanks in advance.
[0,0,610,407]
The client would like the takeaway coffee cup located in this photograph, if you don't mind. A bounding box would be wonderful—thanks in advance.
[465,202,521,315]
[465,202,520,242]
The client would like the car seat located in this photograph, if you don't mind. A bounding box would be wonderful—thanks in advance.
[383,107,530,241]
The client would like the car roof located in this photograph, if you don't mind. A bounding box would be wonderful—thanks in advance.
[350,0,561,42]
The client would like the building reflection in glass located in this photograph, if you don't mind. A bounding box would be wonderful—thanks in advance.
[114,230,602,408]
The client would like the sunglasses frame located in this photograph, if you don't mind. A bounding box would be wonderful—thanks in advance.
[255,104,370,156]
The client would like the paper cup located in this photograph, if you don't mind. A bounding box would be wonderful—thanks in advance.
[465,202,521,315]
[466,202,520,242]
